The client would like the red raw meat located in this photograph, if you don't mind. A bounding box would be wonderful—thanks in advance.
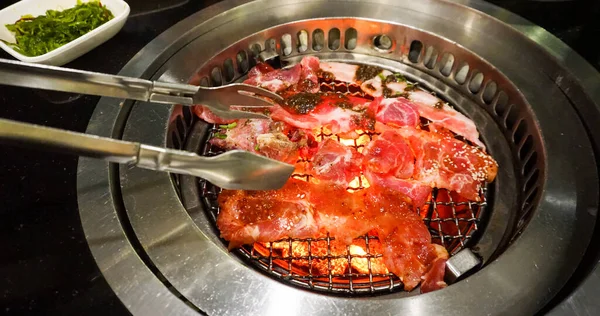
[244,63,302,92]
[374,97,420,128]
[210,119,304,164]
[363,130,415,179]
[192,106,234,125]
[210,58,500,295]
[310,138,362,187]
[372,123,496,201]
[272,93,376,134]
[317,61,483,148]
[365,187,448,291]
[365,169,432,208]
[420,249,449,293]
[407,91,484,149]
[217,178,449,292]
[297,56,320,93]
[216,179,318,249]
[209,119,269,153]
[244,56,321,94]
[319,61,358,83]
[397,127,497,201]
[310,184,371,245]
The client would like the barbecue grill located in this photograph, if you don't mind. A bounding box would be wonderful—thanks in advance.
[76,0,600,315]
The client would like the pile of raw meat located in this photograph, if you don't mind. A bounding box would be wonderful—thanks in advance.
[193,56,498,293]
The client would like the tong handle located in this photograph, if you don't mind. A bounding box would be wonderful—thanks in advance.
[0,118,219,175]
[0,118,141,164]
[0,58,199,105]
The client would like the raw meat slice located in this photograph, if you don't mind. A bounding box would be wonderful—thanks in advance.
[272,93,377,134]
[316,62,484,148]
[311,184,371,245]
[209,119,269,154]
[216,179,318,249]
[364,187,447,291]
[244,63,302,92]
[374,97,420,128]
[362,130,415,179]
[210,119,303,164]
[365,169,432,208]
[319,62,358,83]
[396,127,497,201]
[192,105,234,125]
[310,138,362,187]
[409,90,484,149]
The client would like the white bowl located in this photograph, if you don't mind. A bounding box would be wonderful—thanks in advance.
[0,0,130,66]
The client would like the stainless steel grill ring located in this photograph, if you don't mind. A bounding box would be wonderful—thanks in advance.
[76,0,600,315]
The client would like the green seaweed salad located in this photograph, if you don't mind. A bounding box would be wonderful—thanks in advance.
[2,1,114,57]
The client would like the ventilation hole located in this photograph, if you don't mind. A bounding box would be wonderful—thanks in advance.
[423,46,438,69]
[171,131,181,150]
[469,72,484,94]
[439,53,454,76]
[250,43,262,58]
[327,28,341,51]
[518,135,534,160]
[199,77,209,87]
[455,63,469,84]
[513,120,527,145]
[210,67,222,86]
[265,38,277,51]
[236,50,249,74]
[345,28,357,50]
[373,34,393,51]
[176,116,185,140]
[524,170,540,194]
[281,34,293,56]
[494,90,509,116]
[482,81,497,104]
[312,29,325,51]
[297,30,308,52]
[522,151,537,176]
[222,59,235,82]
[505,105,520,129]
[408,40,423,63]
[522,186,539,213]
[182,106,193,127]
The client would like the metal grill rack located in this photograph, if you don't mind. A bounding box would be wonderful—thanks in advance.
[197,78,488,295]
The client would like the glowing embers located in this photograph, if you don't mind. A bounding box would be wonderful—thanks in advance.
[249,234,397,292]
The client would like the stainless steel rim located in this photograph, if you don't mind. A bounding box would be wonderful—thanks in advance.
[78,0,600,315]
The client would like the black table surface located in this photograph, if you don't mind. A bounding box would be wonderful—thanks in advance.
[0,0,598,315]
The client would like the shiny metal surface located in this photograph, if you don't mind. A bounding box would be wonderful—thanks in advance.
[136,148,294,190]
[0,118,139,164]
[0,58,279,120]
[548,266,600,316]
[77,0,600,315]
[445,249,481,283]
[0,117,292,190]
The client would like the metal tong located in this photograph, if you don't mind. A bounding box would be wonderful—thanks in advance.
[0,59,293,190]
[0,118,294,190]
[0,58,283,120]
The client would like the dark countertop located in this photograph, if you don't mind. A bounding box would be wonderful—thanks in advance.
[0,0,598,315]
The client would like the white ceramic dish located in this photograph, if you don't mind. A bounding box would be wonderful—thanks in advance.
[0,0,130,66]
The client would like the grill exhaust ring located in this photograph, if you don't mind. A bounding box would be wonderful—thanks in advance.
[77,1,600,315]
[172,19,530,295]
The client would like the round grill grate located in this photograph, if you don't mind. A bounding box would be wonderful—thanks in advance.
[194,77,489,294]
[166,16,544,298]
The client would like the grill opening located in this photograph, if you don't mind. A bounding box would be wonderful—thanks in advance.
[188,75,489,295]
[170,18,544,298]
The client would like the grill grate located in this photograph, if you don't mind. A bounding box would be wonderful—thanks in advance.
[197,79,488,294]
